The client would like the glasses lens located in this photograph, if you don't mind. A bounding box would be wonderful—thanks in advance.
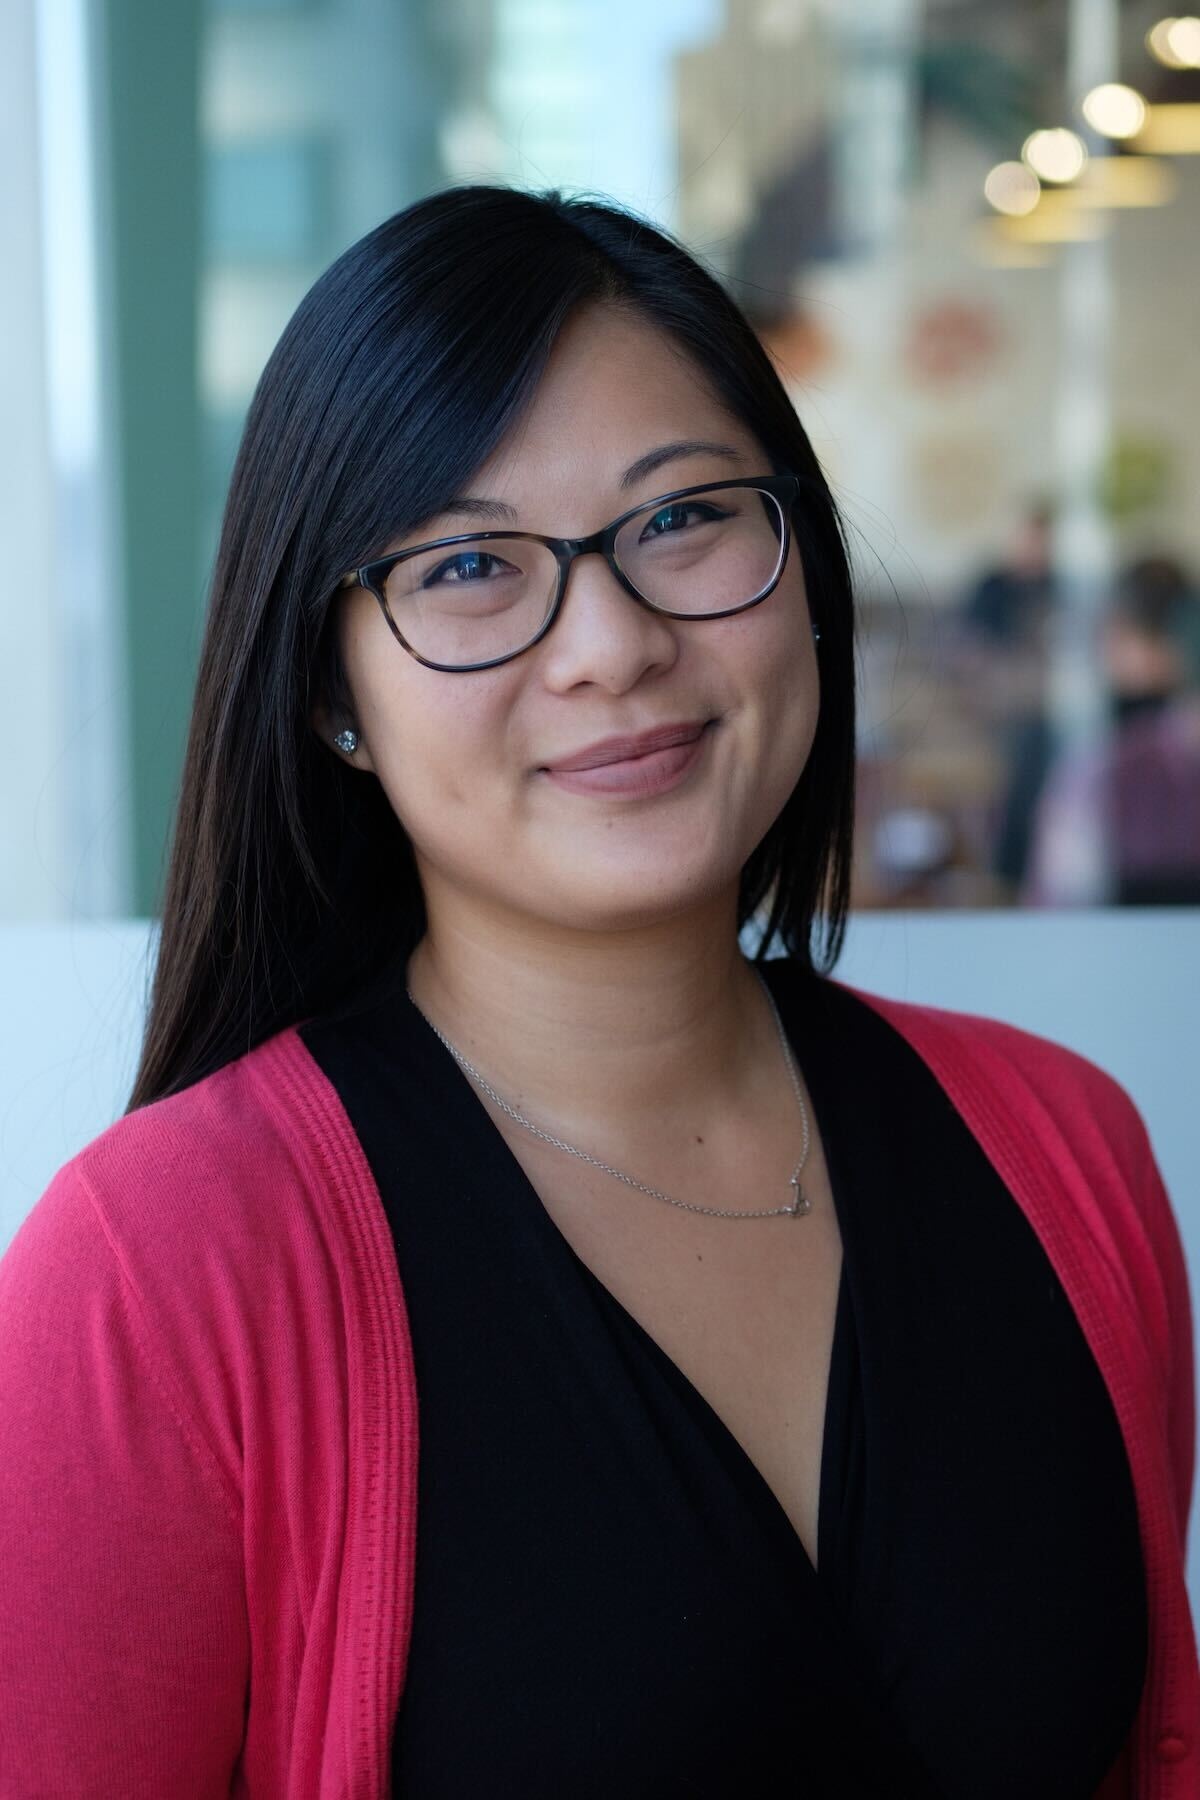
[614,484,786,615]
[383,537,559,667]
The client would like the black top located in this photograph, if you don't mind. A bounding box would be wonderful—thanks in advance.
[301,955,1147,1799]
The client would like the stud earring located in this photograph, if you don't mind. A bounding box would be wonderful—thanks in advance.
[812,624,822,643]
[334,728,359,754]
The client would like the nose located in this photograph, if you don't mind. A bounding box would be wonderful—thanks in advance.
[537,549,680,695]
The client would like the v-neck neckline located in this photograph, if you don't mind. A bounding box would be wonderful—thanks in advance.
[396,956,854,1584]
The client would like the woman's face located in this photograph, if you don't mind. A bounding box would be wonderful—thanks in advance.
[329,301,820,937]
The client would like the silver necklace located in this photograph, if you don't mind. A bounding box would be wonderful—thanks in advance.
[406,968,812,1221]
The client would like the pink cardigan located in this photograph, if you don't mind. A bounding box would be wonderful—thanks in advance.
[0,981,1196,1797]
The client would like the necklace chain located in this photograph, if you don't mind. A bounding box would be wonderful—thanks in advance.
[406,967,812,1221]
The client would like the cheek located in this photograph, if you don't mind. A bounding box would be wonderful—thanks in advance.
[755,655,819,815]
[336,597,536,871]
[724,578,817,737]
[360,663,522,838]
[725,595,820,825]
[766,629,819,749]
[766,562,818,701]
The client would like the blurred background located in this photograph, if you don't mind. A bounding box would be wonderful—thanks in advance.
[5,0,1200,925]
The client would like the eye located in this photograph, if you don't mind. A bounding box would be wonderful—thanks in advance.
[421,549,515,587]
[639,501,728,541]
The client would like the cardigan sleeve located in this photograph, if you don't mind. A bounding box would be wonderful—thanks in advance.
[0,1159,249,1797]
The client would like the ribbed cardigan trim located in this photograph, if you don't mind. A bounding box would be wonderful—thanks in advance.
[249,1029,420,1797]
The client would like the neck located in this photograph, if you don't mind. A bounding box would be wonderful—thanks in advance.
[405,891,775,1142]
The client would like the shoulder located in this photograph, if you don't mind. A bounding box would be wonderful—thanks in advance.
[768,954,1125,1103]
[830,976,1149,1155]
[6,1024,367,1393]
[762,956,1155,1197]
[832,975,1125,1094]
[2,1025,382,1504]
[821,974,1167,1242]
[7,1020,348,1283]
[56,1025,333,1224]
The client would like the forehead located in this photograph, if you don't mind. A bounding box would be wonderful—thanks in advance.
[468,302,763,496]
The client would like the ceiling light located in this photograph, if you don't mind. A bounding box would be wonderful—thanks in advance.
[984,161,1041,215]
[1081,83,1147,138]
[1167,16,1200,63]
[1147,16,1200,67]
[1022,128,1088,183]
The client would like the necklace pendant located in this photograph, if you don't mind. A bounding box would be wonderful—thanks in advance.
[786,1176,811,1217]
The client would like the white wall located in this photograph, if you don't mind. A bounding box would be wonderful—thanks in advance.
[2,909,1197,1608]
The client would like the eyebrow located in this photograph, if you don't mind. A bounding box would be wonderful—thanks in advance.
[619,438,744,490]
[431,440,746,526]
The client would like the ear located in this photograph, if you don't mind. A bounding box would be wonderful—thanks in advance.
[309,693,376,773]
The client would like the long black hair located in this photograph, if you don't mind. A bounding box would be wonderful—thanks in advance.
[128,183,856,1111]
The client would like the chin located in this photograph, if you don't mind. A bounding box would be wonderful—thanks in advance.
[520,851,743,934]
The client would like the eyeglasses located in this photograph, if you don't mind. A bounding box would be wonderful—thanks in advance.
[338,472,801,673]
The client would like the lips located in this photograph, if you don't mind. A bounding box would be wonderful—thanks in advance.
[542,720,711,773]
[540,719,716,800]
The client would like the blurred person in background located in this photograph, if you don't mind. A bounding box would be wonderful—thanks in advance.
[0,186,1193,1798]
[962,498,1056,650]
[954,498,1059,897]
[1024,554,1200,907]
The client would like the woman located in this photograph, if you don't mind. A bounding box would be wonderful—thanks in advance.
[1,184,1194,1797]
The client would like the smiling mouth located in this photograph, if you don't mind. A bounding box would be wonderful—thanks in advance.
[541,719,713,775]
[540,720,717,797]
